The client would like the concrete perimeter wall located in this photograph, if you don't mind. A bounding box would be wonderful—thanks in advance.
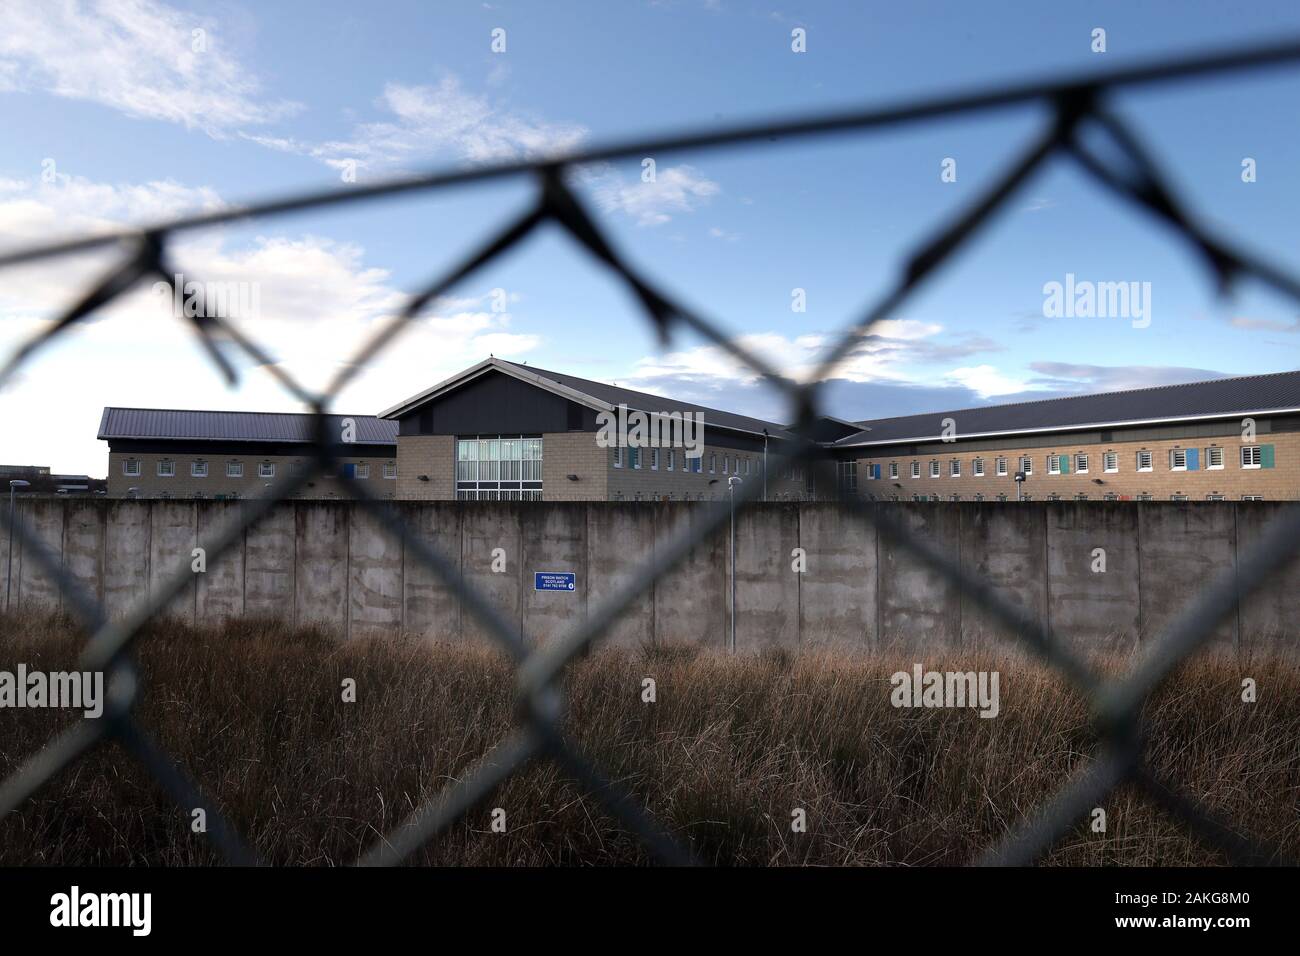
[1,499,1296,653]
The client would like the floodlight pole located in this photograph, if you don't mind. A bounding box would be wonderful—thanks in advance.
[728,476,742,654]
[6,480,31,612]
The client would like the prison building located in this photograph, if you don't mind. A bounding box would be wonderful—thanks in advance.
[830,369,1300,502]
[379,357,813,501]
[99,408,399,499]
[99,364,1298,502]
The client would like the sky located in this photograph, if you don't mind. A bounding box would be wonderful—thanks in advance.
[2,0,1299,476]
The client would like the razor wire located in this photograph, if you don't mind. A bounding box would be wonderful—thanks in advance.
[1,40,1300,867]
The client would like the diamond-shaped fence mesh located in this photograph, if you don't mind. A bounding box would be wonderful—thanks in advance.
[1,41,1299,867]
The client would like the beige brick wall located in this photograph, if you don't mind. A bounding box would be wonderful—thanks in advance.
[390,431,818,502]
[847,432,1300,501]
[395,435,454,500]
[107,451,399,499]
[605,442,818,501]
[542,431,608,500]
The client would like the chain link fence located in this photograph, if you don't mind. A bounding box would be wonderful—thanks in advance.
[2,40,1299,867]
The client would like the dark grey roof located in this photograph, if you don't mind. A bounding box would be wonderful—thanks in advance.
[98,408,398,444]
[499,360,793,438]
[835,369,1300,446]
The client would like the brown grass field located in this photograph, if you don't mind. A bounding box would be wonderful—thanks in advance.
[0,610,1296,866]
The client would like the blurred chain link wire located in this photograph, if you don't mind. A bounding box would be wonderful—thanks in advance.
[1,41,1299,867]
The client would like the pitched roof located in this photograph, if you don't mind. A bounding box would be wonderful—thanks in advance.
[834,369,1300,447]
[98,408,398,444]
[380,357,793,438]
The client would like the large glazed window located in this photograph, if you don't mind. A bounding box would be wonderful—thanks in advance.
[456,435,543,500]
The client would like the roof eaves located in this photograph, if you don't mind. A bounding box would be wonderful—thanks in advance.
[833,406,1300,448]
[378,357,615,420]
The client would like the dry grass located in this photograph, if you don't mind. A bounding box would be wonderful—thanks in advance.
[0,609,1296,866]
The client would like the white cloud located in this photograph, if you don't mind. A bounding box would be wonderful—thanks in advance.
[267,76,590,174]
[0,173,540,473]
[0,0,300,135]
[944,364,1035,398]
[581,163,720,226]
[621,322,951,391]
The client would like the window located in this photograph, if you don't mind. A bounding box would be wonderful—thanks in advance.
[929,460,940,478]
[226,461,243,478]
[122,459,141,477]
[629,447,641,470]
[157,460,175,477]
[1137,493,1153,502]
[1103,451,1118,473]
[995,456,1008,476]
[613,446,622,468]
[949,494,961,502]
[191,461,208,478]
[949,459,961,477]
[911,461,920,479]
[356,463,370,479]
[1206,446,1224,470]
[837,461,857,493]
[1241,445,1262,469]
[1206,494,1226,501]
[1074,493,1088,501]
[691,455,702,474]
[667,449,675,471]
[1136,450,1153,472]
[1047,493,1061,501]
[455,436,541,500]
[1075,454,1088,474]
[1170,494,1188,502]
[1242,495,1263,501]
[973,457,984,477]
[651,449,659,471]
[1169,449,1187,471]
[1019,456,1032,476]
[258,462,275,478]
[1048,454,1060,475]
[745,458,751,475]
[889,462,899,479]
[1103,493,1118,501]
[383,463,397,479]
[974,493,984,502]
[997,493,1008,502]
[709,453,716,474]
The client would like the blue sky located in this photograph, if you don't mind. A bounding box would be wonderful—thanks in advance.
[2,0,1299,474]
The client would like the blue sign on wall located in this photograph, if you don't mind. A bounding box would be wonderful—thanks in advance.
[534,571,576,592]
